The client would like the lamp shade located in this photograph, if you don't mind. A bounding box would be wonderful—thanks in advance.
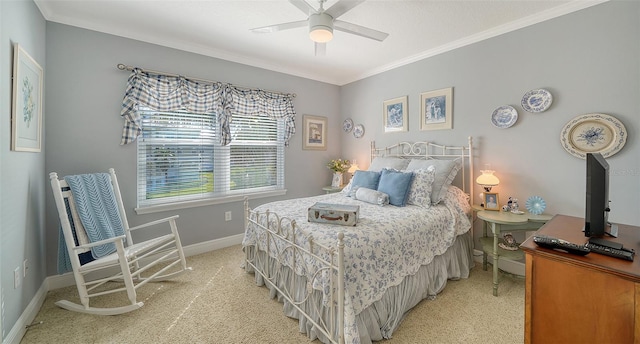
[347,161,359,174]
[476,170,499,191]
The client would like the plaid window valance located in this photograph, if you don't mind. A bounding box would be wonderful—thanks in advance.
[120,68,296,146]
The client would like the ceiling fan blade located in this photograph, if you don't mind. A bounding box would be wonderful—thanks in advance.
[314,42,326,56]
[250,20,308,33]
[334,20,389,42]
[325,0,365,18]
[289,0,316,16]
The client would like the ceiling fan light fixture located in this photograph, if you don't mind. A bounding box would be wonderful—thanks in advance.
[309,13,334,43]
[310,27,333,43]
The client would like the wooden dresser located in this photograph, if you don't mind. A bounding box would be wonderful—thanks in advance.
[520,214,640,344]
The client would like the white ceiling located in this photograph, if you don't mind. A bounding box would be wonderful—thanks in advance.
[34,0,606,86]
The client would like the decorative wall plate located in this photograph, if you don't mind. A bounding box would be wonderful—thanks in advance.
[353,124,365,138]
[526,196,546,215]
[521,89,552,113]
[343,118,354,133]
[491,105,518,128]
[560,113,627,159]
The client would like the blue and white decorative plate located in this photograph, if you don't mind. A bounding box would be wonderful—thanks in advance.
[526,196,546,215]
[353,124,365,139]
[521,89,553,113]
[491,105,518,128]
[560,113,627,159]
[343,118,354,133]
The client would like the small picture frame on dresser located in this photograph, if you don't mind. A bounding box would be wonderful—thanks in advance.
[484,192,500,211]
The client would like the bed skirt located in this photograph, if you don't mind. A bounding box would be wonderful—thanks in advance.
[244,231,474,344]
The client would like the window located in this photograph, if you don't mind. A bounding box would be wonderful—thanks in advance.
[136,109,285,211]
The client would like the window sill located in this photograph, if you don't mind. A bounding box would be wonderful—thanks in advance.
[134,189,287,215]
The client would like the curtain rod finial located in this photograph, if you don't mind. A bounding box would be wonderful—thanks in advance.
[117,63,127,70]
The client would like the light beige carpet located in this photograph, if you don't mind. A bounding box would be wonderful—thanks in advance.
[21,245,524,344]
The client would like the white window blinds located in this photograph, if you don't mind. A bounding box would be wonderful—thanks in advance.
[137,109,284,208]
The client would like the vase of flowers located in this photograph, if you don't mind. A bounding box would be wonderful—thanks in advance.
[327,159,350,187]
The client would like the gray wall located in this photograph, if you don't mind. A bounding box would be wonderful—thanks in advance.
[340,1,640,246]
[2,0,639,339]
[0,0,47,340]
[44,23,342,276]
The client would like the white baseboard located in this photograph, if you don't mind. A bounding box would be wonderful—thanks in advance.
[182,233,244,257]
[8,233,244,344]
[473,249,525,276]
[3,282,48,344]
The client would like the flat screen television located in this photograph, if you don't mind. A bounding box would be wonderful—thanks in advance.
[584,152,616,237]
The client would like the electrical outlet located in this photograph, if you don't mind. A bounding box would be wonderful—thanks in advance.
[23,259,28,278]
[225,211,232,221]
[13,266,22,289]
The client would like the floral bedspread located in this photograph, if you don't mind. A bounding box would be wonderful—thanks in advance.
[242,187,471,343]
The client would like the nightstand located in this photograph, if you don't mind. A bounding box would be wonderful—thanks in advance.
[322,186,343,194]
[476,209,552,296]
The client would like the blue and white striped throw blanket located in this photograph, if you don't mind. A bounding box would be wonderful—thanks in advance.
[58,173,126,274]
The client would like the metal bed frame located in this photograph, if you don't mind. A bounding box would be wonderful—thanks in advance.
[244,137,474,344]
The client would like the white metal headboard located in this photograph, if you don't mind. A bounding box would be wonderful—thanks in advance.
[370,136,474,202]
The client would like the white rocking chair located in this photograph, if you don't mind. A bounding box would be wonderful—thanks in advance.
[50,168,191,315]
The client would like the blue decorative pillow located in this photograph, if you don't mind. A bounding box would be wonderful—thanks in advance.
[377,169,414,207]
[347,170,381,197]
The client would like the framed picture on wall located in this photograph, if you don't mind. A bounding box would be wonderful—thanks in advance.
[420,87,453,131]
[383,96,408,133]
[302,115,327,150]
[11,43,43,152]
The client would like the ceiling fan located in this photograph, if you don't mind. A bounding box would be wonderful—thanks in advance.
[250,0,389,55]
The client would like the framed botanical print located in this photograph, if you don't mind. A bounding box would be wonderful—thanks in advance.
[11,43,43,152]
[420,87,453,131]
[302,115,327,150]
[383,96,408,133]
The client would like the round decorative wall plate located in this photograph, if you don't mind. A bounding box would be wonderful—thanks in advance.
[525,196,546,215]
[353,124,365,138]
[521,89,553,113]
[343,118,354,133]
[560,113,627,159]
[491,105,518,128]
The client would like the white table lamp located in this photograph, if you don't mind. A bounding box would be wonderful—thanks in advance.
[476,169,499,206]
[477,169,499,191]
[347,160,359,174]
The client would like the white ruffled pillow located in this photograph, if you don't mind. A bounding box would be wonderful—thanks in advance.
[406,158,462,205]
[444,185,472,235]
[368,157,410,172]
[355,187,390,206]
[406,165,437,208]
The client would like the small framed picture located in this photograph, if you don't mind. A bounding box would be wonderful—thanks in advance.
[420,87,453,131]
[383,96,408,133]
[302,115,327,150]
[11,43,43,152]
[484,192,500,211]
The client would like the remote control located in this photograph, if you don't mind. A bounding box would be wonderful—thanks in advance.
[585,242,635,261]
[588,237,623,250]
[533,235,591,256]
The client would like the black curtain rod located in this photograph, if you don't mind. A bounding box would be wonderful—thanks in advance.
[116,63,296,98]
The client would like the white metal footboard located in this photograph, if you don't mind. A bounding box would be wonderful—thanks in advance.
[244,198,345,344]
